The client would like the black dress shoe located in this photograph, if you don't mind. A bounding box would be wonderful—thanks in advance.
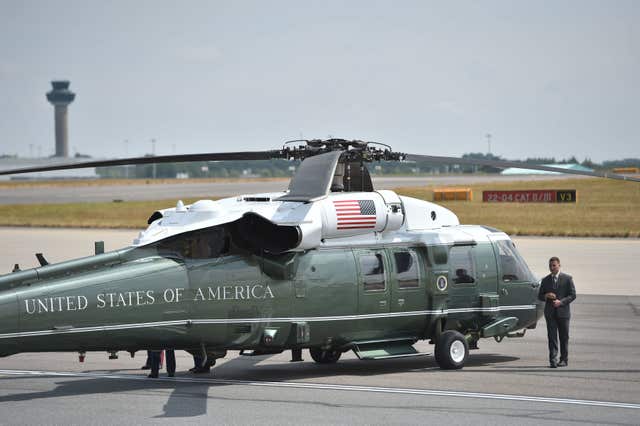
[557,360,568,367]
[192,366,211,374]
[147,373,159,378]
[141,365,151,370]
[549,362,557,368]
[167,372,175,377]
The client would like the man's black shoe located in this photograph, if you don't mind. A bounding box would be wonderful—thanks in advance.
[549,362,557,368]
[141,365,151,370]
[168,372,175,377]
[192,366,211,374]
[557,360,568,367]
[147,373,159,378]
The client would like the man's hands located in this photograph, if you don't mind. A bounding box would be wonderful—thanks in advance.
[545,292,562,308]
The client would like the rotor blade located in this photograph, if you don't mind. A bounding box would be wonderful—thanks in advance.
[405,154,640,183]
[0,150,284,176]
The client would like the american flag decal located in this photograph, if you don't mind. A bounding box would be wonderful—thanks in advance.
[333,199,377,229]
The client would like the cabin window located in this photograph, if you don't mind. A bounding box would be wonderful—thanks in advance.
[360,253,386,291]
[449,246,476,284]
[394,250,420,289]
[495,239,535,282]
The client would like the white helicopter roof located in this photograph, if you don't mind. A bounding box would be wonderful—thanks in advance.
[132,189,508,251]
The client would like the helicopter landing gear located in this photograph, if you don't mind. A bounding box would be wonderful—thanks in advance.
[434,330,469,370]
[309,347,342,364]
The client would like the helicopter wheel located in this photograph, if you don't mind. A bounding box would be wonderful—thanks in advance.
[434,330,469,370]
[309,347,342,364]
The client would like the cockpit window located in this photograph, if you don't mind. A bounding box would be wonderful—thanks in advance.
[495,239,536,282]
[449,246,475,284]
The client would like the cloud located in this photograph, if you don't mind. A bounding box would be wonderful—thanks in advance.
[433,100,465,116]
[0,62,22,79]
[175,45,223,64]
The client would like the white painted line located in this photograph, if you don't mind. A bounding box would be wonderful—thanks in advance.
[0,369,638,410]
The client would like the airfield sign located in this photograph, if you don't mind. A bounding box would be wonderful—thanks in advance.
[483,190,577,203]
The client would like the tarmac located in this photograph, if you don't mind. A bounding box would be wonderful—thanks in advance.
[0,228,638,424]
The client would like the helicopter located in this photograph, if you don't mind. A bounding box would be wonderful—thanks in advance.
[0,139,637,371]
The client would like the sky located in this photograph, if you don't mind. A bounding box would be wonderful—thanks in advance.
[0,0,638,162]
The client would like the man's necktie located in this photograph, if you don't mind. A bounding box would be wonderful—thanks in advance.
[553,275,558,290]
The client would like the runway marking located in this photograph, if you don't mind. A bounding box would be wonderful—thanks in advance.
[0,369,639,410]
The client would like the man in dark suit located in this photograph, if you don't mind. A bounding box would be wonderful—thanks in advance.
[147,349,176,378]
[538,256,577,368]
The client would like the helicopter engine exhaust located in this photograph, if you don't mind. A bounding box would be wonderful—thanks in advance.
[232,212,301,254]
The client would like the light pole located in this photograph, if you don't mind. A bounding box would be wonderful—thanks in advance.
[124,140,129,178]
[486,133,492,155]
[151,138,157,179]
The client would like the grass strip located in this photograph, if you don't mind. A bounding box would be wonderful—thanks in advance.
[0,178,637,237]
[395,178,639,237]
[0,199,206,229]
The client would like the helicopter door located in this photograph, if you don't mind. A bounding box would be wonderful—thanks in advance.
[490,238,539,325]
[389,248,424,313]
[474,242,499,297]
[355,249,390,315]
[388,248,427,335]
[447,244,478,310]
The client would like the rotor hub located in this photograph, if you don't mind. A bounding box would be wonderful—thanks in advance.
[280,139,405,162]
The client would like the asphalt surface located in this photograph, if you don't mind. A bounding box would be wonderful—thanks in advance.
[0,294,638,425]
[0,175,582,204]
[0,229,638,424]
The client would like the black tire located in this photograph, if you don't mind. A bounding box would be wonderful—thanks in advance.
[309,348,342,364]
[434,330,469,370]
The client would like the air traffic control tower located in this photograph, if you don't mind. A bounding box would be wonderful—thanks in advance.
[46,80,76,157]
